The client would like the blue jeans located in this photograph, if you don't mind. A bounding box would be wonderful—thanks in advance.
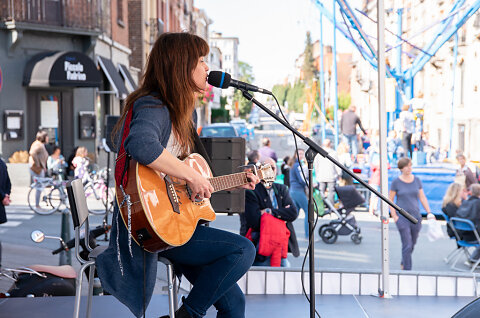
[29,169,45,207]
[342,134,358,156]
[253,257,290,267]
[396,219,422,270]
[160,226,255,318]
[290,189,309,237]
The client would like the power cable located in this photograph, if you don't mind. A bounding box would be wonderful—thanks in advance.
[271,93,322,318]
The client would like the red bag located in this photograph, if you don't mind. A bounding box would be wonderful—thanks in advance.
[257,213,290,267]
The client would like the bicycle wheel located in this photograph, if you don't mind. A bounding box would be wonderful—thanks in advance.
[85,183,108,215]
[101,187,115,213]
[48,187,69,212]
[28,185,58,215]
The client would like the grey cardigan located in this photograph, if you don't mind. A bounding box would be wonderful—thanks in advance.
[96,95,195,317]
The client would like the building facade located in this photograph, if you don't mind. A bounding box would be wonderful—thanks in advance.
[210,32,239,102]
[0,0,136,166]
[351,0,480,159]
[295,43,353,110]
[129,0,213,127]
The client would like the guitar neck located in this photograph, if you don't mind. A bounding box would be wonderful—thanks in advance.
[208,172,250,192]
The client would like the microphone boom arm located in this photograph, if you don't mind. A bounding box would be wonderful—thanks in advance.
[241,89,417,224]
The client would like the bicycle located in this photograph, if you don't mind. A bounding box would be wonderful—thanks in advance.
[27,177,69,215]
[83,167,115,215]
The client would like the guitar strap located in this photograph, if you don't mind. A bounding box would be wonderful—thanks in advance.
[192,128,215,176]
[114,108,133,188]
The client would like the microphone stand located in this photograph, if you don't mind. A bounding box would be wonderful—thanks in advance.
[239,89,417,318]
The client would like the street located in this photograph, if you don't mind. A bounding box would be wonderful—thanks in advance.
[0,186,465,277]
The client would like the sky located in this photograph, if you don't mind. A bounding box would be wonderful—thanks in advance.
[195,0,352,90]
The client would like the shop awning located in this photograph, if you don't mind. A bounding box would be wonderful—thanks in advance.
[97,56,128,99]
[23,51,102,88]
[118,63,137,93]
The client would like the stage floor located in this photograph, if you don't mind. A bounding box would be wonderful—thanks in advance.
[0,294,475,318]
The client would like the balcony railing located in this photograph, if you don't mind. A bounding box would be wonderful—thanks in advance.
[0,0,101,31]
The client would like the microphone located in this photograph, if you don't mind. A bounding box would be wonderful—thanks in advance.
[208,71,271,95]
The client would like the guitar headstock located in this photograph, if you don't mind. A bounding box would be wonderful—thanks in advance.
[256,163,276,185]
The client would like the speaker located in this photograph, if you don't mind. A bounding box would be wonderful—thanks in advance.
[105,115,120,153]
[452,297,480,318]
[200,137,246,214]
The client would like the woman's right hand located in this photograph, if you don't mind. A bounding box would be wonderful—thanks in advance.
[186,170,214,202]
[392,214,399,223]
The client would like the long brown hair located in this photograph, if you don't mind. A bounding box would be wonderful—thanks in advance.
[112,32,209,157]
[442,182,463,208]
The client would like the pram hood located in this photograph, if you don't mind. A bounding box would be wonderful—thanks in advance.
[335,185,365,209]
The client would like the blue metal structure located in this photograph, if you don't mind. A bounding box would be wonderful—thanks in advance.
[313,0,480,129]
[319,12,327,144]
[333,0,339,149]
[449,32,459,157]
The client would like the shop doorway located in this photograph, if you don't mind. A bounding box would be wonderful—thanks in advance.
[27,90,74,158]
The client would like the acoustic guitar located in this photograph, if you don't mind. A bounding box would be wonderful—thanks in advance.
[116,153,276,253]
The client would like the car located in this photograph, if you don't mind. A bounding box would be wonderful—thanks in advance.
[230,119,250,139]
[312,124,336,143]
[199,123,239,137]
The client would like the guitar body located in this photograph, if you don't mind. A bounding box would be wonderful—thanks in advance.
[116,153,216,253]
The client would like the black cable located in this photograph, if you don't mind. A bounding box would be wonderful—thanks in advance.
[143,248,146,318]
[271,94,322,318]
[138,235,146,318]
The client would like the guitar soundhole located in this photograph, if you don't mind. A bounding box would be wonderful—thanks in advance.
[136,228,152,242]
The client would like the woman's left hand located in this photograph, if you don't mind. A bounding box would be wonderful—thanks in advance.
[240,171,259,190]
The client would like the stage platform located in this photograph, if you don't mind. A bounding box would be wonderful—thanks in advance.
[0,294,476,318]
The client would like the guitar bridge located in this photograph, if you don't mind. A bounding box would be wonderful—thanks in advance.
[164,175,181,214]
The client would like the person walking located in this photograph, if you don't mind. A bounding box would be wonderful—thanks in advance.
[281,156,291,188]
[258,137,278,162]
[0,157,11,269]
[340,105,367,160]
[0,158,11,225]
[239,150,262,236]
[244,158,299,267]
[28,130,49,209]
[455,154,478,191]
[313,139,341,204]
[95,32,259,318]
[399,104,415,158]
[389,157,432,270]
[288,149,309,238]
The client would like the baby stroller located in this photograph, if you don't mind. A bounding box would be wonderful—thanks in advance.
[317,185,365,244]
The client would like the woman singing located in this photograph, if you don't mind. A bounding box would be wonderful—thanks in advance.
[96,33,258,318]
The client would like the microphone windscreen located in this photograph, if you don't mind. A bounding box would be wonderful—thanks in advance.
[208,71,231,89]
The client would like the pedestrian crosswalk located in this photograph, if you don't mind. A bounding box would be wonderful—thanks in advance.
[0,205,34,233]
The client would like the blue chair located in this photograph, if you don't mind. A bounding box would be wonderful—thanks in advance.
[449,217,480,272]
[440,211,462,264]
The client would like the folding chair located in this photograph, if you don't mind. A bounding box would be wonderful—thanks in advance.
[449,217,480,272]
[440,211,462,264]
[67,179,180,318]
[67,178,108,318]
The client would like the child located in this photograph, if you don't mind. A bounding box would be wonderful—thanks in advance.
[72,147,90,183]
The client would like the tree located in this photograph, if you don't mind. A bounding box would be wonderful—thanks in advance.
[338,92,351,111]
[285,81,306,113]
[220,96,228,109]
[302,31,317,83]
[232,61,255,118]
[271,83,290,106]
